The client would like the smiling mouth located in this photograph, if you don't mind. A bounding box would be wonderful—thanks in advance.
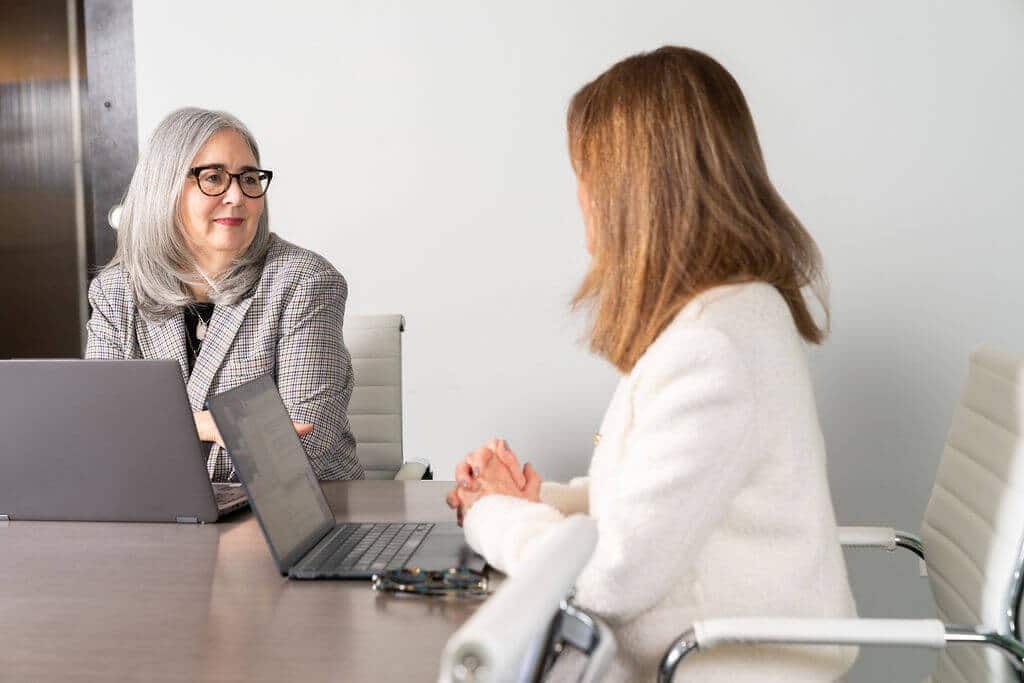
[213,218,244,226]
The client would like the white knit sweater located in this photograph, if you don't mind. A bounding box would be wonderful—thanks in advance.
[462,282,858,682]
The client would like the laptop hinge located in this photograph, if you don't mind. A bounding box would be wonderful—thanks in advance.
[175,515,200,524]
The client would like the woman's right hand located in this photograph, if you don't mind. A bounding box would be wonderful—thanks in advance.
[192,410,313,448]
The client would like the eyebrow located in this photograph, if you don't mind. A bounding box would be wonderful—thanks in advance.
[193,163,260,171]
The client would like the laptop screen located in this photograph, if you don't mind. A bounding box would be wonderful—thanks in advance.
[208,376,335,573]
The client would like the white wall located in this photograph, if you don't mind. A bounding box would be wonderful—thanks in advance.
[132,2,1024,679]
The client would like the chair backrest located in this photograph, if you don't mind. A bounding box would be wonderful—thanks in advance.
[921,346,1024,683]
[346,314,404,479]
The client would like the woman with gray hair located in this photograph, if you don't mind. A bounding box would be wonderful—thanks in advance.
[86,107,362,481]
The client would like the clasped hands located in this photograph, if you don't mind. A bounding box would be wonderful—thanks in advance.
[445,439,542,526]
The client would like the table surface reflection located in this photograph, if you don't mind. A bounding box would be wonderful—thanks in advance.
[0,481,480,682]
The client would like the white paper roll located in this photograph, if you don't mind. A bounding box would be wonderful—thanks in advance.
[439,514,598,682]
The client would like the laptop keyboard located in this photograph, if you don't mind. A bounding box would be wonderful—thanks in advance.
[212,484,246,508]
[298,522,434,578]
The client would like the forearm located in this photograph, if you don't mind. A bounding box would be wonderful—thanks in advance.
[462,495,566,574]
[539,477,590,515]
[289,398,360,479]
[275,270,362,480]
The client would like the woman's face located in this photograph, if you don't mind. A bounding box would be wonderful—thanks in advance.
[577,179,596,255]
[179,129,263,268]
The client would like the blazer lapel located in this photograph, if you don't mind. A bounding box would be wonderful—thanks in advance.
[136,311,190,386]
[186,296,254,411]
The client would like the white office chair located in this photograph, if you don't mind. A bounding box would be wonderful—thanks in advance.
[659,346,1024,682]
[346,314,428,480]
[439,515,616,682]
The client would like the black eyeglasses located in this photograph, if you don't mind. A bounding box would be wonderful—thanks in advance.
[371,567,489,599]
[189,165,273,198]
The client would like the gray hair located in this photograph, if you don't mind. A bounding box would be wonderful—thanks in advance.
[104,107,272,321]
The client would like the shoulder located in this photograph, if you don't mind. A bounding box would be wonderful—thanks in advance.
[664,281,798,347]
[685,281,793,335]
[257,234,347,294]
[88,265,134,311]
[633,282,814,409]
[633,282,799,383]
[90,264,129,293]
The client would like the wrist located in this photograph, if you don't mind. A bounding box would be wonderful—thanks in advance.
[193,411,212,442]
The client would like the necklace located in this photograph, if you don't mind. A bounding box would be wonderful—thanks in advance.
[185,304,214,359]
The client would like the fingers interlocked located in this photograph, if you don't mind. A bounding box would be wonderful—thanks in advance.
[446,439,536,526]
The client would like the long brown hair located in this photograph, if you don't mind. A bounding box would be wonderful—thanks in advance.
[568,46,828,373]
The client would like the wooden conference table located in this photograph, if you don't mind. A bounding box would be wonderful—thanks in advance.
[0,481,482,682]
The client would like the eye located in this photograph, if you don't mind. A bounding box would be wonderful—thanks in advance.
[241,172,259,186]
[201,171,223,185]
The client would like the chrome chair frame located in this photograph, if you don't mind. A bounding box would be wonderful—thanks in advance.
[526,600,615,683]
[660,347,1024,682]
[659,623,1024,682]
[658,507,1024,682]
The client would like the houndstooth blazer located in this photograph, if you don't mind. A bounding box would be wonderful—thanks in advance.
[85,234,364,481]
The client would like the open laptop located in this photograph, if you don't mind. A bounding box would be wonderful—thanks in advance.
[207,375,485,579]
[0,359,247,523]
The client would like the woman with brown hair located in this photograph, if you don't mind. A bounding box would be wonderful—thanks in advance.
[446,46,857,681]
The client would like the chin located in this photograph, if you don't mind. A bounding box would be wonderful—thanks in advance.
[209,230,256,254]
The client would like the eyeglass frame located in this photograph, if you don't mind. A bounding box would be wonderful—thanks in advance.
[371,566,489,599]
[188,165,274,199]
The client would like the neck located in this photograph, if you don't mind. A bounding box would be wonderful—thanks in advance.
[188,283,213,303]
[193,251,234,277]
[187,250,234,303]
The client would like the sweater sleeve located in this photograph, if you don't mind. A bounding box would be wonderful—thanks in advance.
[464,477,591,571]
[273,270,362,480]
[462,495,566,574]
[539,477,590,515]
[464,326,757,624]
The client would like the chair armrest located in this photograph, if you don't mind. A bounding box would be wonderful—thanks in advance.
[838,525,898,549]
[658,618,1024,683]
[697,617,946,648]
[439,516,599,681]
[394,462,427,480]
[838,525,926,560]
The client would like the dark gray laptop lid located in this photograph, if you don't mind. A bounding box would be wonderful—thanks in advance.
[207,375,335,574]
[0,359,219,522]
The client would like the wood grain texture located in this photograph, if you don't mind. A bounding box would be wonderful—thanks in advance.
[0,481,479,682]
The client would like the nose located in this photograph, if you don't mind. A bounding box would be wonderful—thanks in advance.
[221,175,246,205]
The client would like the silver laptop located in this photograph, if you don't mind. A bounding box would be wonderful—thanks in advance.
[0,359,247,523]
[207,375,485,579]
